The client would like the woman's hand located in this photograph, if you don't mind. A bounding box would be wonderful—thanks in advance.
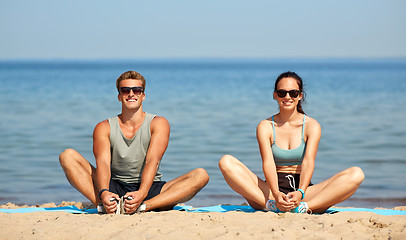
[274,191,295,212]
[286,191,302,208]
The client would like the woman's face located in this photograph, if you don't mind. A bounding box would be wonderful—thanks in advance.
[273,77,303,111]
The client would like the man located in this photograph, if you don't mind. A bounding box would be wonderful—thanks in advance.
[59,71,209,214]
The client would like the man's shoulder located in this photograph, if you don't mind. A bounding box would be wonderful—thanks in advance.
[97,119,110,127]
[150,115,170,133]
[151,115,169,126]
[94,119,110,136]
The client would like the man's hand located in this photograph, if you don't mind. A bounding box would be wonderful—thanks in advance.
[101,190,120,214]
[123,191,146,214]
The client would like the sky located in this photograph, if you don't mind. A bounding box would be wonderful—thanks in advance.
[1,0,405,60]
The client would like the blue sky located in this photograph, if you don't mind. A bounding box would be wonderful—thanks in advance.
[1,0,405,59]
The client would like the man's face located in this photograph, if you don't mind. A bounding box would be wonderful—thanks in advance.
[118,79,145,109]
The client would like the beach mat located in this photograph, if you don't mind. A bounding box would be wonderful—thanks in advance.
[1,205,405,215]
[173,205,406,216]
[0,206,97,214]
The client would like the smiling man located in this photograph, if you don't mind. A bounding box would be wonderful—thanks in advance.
[59,71,209,214]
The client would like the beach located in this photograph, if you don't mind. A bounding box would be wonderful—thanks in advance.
[1,202,405,239]
[1,60,406,239]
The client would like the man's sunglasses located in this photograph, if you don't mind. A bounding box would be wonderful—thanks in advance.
[275,89,301,98]
[119,87,144,95]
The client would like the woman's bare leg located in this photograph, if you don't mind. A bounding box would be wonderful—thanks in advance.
[218,155,272,209]
[304,166,364,213]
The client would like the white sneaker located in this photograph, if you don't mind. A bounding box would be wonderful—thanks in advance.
[291,202,311,214]
[97,197,120,214]
[98,197,146,214]
[136,203,147,213]
[120,196,146,214]
[97,204,106,214]
[266,200,283,213]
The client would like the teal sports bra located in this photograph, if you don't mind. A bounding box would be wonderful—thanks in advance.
[271,115,306,166]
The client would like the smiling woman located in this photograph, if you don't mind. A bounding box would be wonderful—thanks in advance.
[218,71,365,214]
[273,71,305,114]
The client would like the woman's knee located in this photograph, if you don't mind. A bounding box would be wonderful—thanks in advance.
[218,154,237,171]
[347,166,365,184]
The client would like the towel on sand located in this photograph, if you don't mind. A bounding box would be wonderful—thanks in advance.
[1,205,405,216]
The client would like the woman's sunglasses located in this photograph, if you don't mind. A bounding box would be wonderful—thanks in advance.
[275,89,301,98]
[119,87,144,95]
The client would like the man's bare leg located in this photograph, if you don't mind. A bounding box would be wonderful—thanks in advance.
[59,148,99,206]
[143,168,209,211]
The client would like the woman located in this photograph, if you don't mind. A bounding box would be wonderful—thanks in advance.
[219,71,364,213]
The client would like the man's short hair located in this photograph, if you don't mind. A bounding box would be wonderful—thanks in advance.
[116,71,146,92]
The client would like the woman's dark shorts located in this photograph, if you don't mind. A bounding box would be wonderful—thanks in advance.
[277,172,313,194]
[109,179,166,200]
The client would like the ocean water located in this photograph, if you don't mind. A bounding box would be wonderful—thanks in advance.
[1,59,405,208]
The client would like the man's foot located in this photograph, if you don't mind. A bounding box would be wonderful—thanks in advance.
[97,197,147,214]
[121,197,146,214]
[135,202,147,213]
[97,203,106,214]
[97,197,121,214]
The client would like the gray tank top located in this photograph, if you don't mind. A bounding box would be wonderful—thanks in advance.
[108,112,162,184]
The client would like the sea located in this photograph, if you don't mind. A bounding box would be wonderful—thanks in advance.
[0,58,405,208]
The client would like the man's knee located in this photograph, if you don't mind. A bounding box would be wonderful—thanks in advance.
[59,148,78,167]
[192,168,210,186]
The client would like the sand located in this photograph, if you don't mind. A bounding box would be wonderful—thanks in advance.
[1,202,405,240]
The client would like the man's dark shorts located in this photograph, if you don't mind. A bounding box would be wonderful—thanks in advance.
[109,179,166,200]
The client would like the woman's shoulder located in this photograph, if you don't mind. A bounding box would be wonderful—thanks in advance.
[257,118,273,133]
[304,115,321,132]
[258,117,273,126]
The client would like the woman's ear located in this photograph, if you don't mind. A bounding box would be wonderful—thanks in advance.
[298,92,303,101]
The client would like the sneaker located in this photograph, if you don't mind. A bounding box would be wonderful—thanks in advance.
[117,197,123,214]
[136,202,147,213]
[291,202,311,214]
[120,196,145,214]
[266,200,284,213]
[97,197,120,214]
[98,197,146,214]
[97,203,106,214]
